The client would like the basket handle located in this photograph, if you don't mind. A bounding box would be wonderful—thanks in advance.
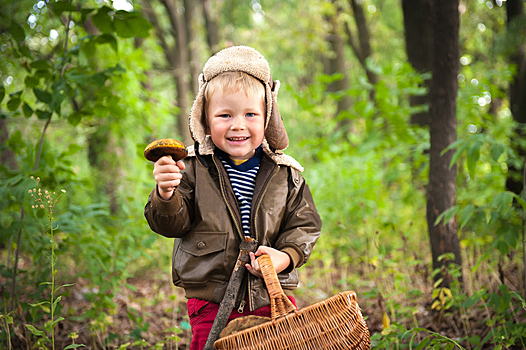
[258,254,297,319]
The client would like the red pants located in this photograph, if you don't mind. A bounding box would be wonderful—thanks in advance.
[187,296,297,350]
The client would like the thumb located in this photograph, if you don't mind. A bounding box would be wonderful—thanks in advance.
[176,160,186,170]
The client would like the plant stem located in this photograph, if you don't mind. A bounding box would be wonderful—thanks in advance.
[9,8,72,315]
[50,214,55,350]
[523,159,526,300]
[9,209,24,312]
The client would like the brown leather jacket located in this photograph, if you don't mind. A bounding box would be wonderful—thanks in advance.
[144,150,321,311]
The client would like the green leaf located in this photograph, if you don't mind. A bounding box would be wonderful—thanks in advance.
[24,75,40,88]
[34,69,52,79]
[33,88,52,103]
[64,345,86,349]
[55,283,75,294]
[114,12,153,38]
[19,45,33,59]
[458,204,475,229]
[491,191,513,215]
[92,6,115,34]
[7,97,21,111]
[94,34,118,52]
[29,301,50,307]
[25,324,48,339]
[67,111,83,126]
[434,206,459,226]
[490,143,505,162]
[50,316,64,328]
[22,103,34,118]
[467,141,482,178]
[81,8,96,23]
[36,110,52,120]
[51,81,68,111]
[462,293,481,308]
[52,296,62,314]
[448,140,470,168]
[51,1,77,15]
[10,22,25,44]
[0,85,4,103]
[30,59,51,70]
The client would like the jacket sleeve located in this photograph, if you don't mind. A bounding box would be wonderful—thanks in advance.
[275,168,322,270]
[144,160,195,238]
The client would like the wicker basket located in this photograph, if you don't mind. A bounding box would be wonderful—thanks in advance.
[214,254,371,350]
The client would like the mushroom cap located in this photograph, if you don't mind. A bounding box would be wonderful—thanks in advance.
[144,139,188,162]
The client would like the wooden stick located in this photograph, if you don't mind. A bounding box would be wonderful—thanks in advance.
[203,237,258,350]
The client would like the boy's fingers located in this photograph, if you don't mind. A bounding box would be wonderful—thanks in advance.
[156,155,176,165]
[176,160,186,169]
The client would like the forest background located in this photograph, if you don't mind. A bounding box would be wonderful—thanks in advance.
[1,0,526,349]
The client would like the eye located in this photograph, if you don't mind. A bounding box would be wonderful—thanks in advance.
[246,113,256,117]
[218,114,230,118]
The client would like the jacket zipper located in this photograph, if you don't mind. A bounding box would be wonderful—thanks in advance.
[212,156,244,240]
[212,156,247,312]
[248,165,280,311]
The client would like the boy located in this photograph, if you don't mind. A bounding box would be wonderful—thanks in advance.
[144,46,321,350]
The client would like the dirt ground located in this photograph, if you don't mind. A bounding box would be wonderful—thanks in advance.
[6,273,525,350]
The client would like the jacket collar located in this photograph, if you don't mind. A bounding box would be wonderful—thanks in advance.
[188,136,304,172]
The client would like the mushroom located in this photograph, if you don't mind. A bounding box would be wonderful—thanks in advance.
[144,138,188,162]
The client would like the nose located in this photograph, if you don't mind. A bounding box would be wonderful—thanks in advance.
[231,116,246,130]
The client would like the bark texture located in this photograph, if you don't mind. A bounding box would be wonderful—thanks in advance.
[427,0,462,287]
[145,0,192,144]
[505,0,526,196]
[402,0,433,126]
[325,10,352,131]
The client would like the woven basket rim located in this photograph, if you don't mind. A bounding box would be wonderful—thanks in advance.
[215,290,360,344]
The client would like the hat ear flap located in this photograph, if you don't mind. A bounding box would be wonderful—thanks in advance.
[265,78,289,151]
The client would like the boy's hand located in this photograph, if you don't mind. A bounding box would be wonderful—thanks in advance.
[153,156,186,200]
[246,246,291,278]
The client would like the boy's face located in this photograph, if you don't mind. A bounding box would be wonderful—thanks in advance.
[207,90,265,160]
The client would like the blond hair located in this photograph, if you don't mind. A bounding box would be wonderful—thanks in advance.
[203,72,266,128]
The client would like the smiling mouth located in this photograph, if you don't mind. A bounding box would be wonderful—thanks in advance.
[228,137,249,141]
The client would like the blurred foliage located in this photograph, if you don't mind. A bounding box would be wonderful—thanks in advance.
[0,0,525,349]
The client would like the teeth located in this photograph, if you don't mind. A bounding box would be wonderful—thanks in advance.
[229,137,248,141]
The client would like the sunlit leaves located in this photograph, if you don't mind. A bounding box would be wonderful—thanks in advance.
[113,11,153,38]
[9,21,26,44]
[50,1,77,15]
[94,34,119,53]
[30,59,51,70]
[92,6,152,39]
[92,6,115,34]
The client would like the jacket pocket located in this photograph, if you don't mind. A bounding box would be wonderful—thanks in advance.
[173,231,229,286]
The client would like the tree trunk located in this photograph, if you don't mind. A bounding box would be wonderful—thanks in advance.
[200,0,220,54]
[344,0,379,88]
[505,0,526,196]
[325,11,352,132]
[427,0,462,287]
[183,0,200,95]
[159,0,192,144]
[402,0,433,126]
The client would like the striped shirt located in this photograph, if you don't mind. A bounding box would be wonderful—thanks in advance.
[218,147,262,236]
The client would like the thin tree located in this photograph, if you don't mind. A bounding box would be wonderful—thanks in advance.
[505,0,526,196]
[144,0,192,144]
[402,0,433,126]
[426,0,462,287]
[324,5,352,133]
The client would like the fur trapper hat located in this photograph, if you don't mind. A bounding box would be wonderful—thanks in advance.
[188,45,303,171]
